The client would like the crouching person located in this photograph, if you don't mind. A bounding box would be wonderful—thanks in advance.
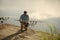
[19,11,29,32]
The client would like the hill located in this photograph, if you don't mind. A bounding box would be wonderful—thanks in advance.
[0,23,60,40]
[0,23,40,40]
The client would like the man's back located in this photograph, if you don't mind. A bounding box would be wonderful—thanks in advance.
[20,11,29,23]
[20,14,29,22]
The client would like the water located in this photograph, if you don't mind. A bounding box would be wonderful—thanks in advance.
[5,17,60,34]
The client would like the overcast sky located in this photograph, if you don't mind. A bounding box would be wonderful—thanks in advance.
[0,0,60,19]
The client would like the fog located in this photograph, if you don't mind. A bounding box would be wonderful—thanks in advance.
[0,0,60,33]
[0,0,60,19]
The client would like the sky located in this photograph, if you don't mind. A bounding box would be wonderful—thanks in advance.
[0,0,60,20]
[0,0,60,33]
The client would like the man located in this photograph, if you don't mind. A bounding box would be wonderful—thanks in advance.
[19,11,29,31]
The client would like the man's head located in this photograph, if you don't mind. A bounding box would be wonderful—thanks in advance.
[24,11,27,15]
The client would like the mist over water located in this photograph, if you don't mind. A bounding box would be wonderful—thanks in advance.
[0,10,60,34]
[0,0,60,34]
[0,9,60,34]
[4,17,60,34]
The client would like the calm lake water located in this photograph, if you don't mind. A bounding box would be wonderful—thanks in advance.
[5,17,60,34]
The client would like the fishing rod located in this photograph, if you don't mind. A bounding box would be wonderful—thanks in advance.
[15,19,47,27]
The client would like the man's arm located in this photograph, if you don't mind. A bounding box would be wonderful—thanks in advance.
[19,15,22,22]
[28,15,29,20]
[27,15,29,22]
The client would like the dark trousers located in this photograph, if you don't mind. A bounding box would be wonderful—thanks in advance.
[20,22,29,31]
